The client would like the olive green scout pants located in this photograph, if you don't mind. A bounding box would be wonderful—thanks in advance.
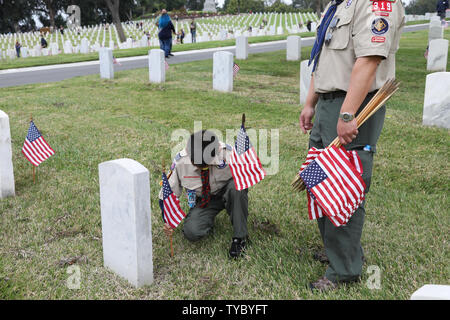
[183,179,249,241]
[309,91,385,283]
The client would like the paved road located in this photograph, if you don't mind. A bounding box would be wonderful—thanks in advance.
[0,23,429,88]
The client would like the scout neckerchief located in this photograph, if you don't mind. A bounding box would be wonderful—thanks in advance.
[308,0,344,72]
[199,167,211,208]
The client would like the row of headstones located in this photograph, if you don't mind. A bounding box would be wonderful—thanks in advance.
[99,35,303,89]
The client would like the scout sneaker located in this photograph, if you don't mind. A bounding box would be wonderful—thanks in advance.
[229,237,247,259]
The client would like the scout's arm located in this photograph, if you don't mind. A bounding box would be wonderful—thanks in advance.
[337,56,382,145]
[299,73,319,133]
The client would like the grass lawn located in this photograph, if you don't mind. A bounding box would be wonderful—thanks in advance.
[0,28,448,300]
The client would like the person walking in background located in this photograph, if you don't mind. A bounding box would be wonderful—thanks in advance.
[180,28,185,44]
[436,0,449,24]
[15,41,21,58]
[157,9,176,58]
[190,19,197,43]
[306,20,312,32]
[41,36,48,48]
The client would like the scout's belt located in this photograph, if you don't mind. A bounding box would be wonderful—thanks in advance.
[319,90,379,100]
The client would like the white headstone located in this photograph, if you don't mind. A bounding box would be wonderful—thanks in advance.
[287,35,301,61]
[0,110,15,199]
[411,285,450,300]
[300,60,313,105]
[423,72,450,129]
[99,158,153,288]
[99,47,114,80]
[213,51,234,93]
[277,26,284,35]
[21,47,28,58]
[109,40,115,50]
[63,40,73,54]
[80,37,89,54]
[429,21,443,43]
[148,49,165,84]
[235,36,248,60]
[427,39,448,72]
[50,42,59,55]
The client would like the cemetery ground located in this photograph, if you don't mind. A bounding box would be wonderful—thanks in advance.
[0,28,448,300]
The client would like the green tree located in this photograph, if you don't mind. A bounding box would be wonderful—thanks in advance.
[405,0,438,15]
[0,0,38,33]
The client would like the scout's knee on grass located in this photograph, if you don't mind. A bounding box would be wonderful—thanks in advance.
[182,215,214,242]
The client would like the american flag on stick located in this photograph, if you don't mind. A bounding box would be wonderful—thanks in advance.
[162,172,186,229]
[233,62,240,77]
[165,60,169,71]
[22,120,55,167]
[299,146,365,227]
[229,115,266,191]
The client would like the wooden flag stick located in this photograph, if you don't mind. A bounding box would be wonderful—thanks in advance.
[32,166,35,184]
[242,113,246,127]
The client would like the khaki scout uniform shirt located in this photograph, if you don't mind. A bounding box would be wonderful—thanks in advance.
[159,141,233,200]
[313,0,405,93]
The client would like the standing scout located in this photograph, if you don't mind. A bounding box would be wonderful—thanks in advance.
[299,0,405,290]
[159,130,249,258]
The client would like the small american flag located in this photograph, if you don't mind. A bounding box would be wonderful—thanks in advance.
[165,60,169,70]
[22,121,55,167]
[233,62,240,77]
[229,124,266,191]
[162,172,186,229]
[300,146,364,227]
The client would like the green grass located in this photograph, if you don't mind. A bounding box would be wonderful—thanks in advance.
[0,32,314,71]
[0,28,449,299]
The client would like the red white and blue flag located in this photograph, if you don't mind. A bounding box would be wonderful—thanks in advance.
[299,146,364,227]
[162,172,186,229]
[22,121,55,167]
[233,63,240,77]
[229,124,266,191]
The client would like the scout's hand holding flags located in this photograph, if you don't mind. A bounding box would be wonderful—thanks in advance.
[22,116,55,182]
[292,79,400,227]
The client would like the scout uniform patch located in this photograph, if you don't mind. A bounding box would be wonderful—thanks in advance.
[371,18,389,35]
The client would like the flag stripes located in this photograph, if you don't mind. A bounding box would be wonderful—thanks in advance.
[22,121,55,167]
[229,124,266,191]
[162,172,186,229]
[299,146,365,227]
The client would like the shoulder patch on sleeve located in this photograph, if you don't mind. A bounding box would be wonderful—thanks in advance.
[174,152,182,161]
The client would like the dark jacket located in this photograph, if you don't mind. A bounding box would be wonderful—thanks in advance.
[437,0,449,13]
[158,21,176,40]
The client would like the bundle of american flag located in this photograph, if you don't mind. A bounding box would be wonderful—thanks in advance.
[292,79,400,227]
[299,145,365,227]
[229,114,266,190]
